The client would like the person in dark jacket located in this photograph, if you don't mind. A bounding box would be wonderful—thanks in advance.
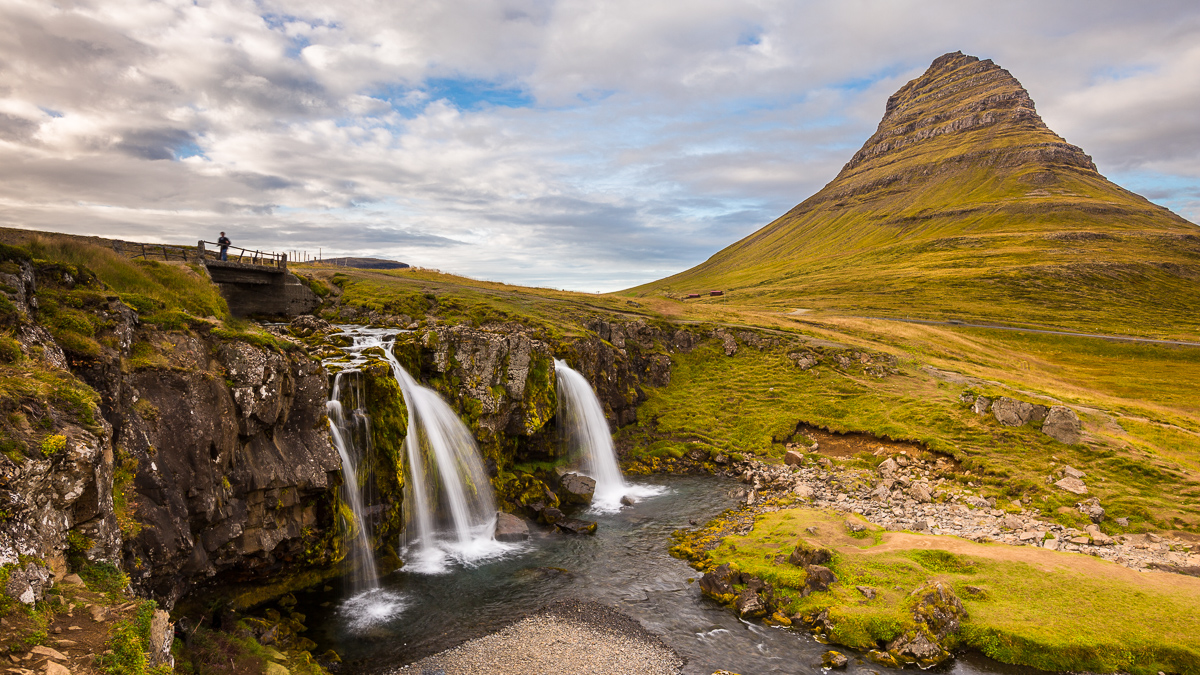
[217,232,231,261]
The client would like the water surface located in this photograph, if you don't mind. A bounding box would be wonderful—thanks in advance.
[297,475,1040,675]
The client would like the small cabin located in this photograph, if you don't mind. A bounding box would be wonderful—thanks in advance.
[685,293,701,299]
[710,290,724,297]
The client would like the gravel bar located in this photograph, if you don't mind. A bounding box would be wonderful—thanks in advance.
[393,599,684,675]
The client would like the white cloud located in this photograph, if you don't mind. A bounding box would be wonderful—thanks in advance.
[0,0,1196,292]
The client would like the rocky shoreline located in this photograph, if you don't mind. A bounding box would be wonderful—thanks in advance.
[714,449,1199,576]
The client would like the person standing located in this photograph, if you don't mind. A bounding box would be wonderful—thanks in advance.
[217,232,231,261]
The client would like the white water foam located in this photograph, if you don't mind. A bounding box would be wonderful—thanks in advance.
[339,587,408,634]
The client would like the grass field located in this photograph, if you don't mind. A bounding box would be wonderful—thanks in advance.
[698,509,1200,674]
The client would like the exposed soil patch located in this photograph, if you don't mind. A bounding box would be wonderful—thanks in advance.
[0,578,141,675]
[791,423,925,458]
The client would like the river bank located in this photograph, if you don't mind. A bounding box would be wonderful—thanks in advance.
[669,453,1200,674]
[393,600,683,675]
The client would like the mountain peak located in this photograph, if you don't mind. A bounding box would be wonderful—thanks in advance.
[632,52,1199,336]
[842,51,1095,177]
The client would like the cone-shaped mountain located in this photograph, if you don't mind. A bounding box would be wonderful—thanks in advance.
[634,52,1200,338]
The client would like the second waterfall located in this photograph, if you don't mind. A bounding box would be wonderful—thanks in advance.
[555,359,664,512]
[379,340,512,573]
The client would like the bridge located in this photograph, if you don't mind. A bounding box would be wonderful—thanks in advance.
[110,239,319,318]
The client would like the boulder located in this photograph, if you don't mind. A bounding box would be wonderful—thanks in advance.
[554,518,597,535]
[148,609,173,667]
[804,565,837,593]
[1054,476,1087,495]
[971,396,991,415]
[784,450,804,466]
[793,484,814,499]
[878,457,899,478]
[619,495,636,506]
[3,562,50,606]
[1077,497,1105,524]
[494,512,530,542]
[789,540,832,567]
[992,397,1036,426]
[856,585,877,600]
[845,519,866,533]
[558,473,596,505]
[734,588,768,618]
[822,651,849,669]
[885,582,966,667]
[1062,465,1086,479]
[1043,406,1082,444]
[699,563,736,599]
[909,484,932,503]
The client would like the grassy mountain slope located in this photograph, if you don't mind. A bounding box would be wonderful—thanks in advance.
[631,52,1200,339]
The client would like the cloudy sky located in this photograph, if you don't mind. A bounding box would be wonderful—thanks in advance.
[2,0,1198,291]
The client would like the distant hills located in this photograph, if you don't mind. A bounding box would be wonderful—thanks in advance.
[632,52,1200,338]
[317,257,410,270]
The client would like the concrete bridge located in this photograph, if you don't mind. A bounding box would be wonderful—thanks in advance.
[111,239,320,318]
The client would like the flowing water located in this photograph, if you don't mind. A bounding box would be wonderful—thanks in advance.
[296,475,1037,675]
[554,359,665,511]
[378,342,512,574]
[326,371,380,593]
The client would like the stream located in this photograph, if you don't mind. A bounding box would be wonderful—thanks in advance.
[297,475,1038,675]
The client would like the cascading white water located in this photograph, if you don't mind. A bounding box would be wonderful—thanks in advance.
[327,372,380,593]
[554,359,665,512]
[376,340,510,573]
[325,355,405,632]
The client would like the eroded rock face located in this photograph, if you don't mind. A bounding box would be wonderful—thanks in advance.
[73,329,339,608]
[558,473,596,505]
[991,397,1049,427]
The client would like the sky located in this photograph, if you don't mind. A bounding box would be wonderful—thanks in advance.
[1,0,1198,292]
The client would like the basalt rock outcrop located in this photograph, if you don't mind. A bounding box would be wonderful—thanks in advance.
[0,251,342,610]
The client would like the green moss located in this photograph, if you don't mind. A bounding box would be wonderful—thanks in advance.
[0,336,23,363]
[112,448,142,539]
[39,434,66,456]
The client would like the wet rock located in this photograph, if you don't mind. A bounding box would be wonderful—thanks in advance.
[539,507,563,525]
[619,495,636,506]
[1043,406,1082,444]
[822,651,849,669]
[699,563,736,599]
[734,588,768,619]
[289,314,332,337]
[558,473,596,505]
[494,512,530,542]
[554,518,597,535]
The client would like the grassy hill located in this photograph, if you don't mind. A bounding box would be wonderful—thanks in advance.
[630,52,1200,340]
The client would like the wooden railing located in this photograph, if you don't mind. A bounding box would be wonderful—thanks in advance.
[197,241,287,269]
[111,240,200,262]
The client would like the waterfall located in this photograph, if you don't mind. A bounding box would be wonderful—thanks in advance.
[377,341,510,574]
[327,371,380,593]
[554,359,665,512]
[325,355,405,632]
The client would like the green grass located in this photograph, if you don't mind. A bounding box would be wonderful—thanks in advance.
[703,509,1200,674]
[623,337,1200,530]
